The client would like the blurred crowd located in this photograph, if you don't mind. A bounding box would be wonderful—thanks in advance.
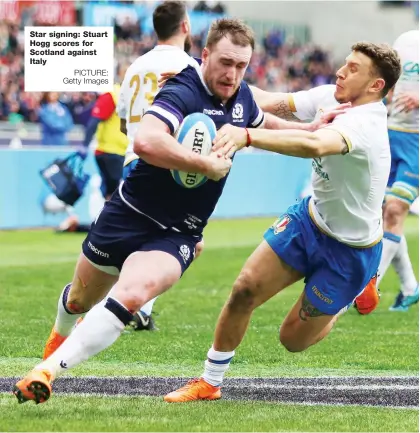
[0,15,336,135]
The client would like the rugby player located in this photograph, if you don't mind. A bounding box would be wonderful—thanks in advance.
[14,17,347,405]
[163,42,402,402]
[12,18,268,405]
[112,0,201,331]
[355,30,419,313]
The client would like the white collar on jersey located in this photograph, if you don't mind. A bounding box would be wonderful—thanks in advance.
[196,65,213,96]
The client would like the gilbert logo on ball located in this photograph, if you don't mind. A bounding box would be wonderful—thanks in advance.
[171,113,217,189]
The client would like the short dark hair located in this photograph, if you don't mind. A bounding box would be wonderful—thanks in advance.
[352,41,401,96]
[153,1,187,41]
[205,18,255,51]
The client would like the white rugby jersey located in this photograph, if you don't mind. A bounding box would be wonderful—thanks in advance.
[117,45,199,163]
[292,85,390,247]
[388,30,419,133]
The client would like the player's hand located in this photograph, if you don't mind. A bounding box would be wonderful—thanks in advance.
[158,71,179,88]
[203,152,232,181]
[394,92,419,113]
[212,124,247,158]
[193,239,204,261]
[309,102,351,131]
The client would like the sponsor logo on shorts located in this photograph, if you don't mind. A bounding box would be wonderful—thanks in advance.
[311,285,333,304]
[272,215,291,234]
[179,245,191,264]
[88,241,110,259]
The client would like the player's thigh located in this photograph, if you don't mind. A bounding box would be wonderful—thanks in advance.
[112,233,198,312]
[231,240,303,308]
[279,291,338,351]
[113,250,182,312]
[246,197,317,306]
[68,252,118,312]
[280,239,382,348]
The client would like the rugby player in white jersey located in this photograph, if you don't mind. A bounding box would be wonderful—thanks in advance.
[164,42,402,402]
[355,30,419,312]
[114,0,204,333]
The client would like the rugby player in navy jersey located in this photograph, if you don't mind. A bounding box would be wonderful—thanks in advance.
[14,18,341,404]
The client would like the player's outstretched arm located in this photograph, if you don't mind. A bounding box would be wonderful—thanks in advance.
[249,85,298,121]
[213,124,350,158]
[134,115,231,181]
[247,127,350,157]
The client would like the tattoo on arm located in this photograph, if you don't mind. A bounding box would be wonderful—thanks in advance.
[341,137,349,155]
[298,293,327,321]
[273,100,297,121]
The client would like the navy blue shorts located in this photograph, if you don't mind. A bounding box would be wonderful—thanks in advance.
[264,197,382,315]
[82,193,200,275]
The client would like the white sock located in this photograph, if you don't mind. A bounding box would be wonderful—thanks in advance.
[36,298,131,378]
[392,235,418,296]
[201,346,235,387]
[377,232,402,286]
[140,297,157,316]
[54,284,84,337]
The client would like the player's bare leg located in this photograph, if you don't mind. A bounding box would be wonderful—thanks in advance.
[211,241,302,352]
[15,250,182,404]
[43,253,118,359]
[132,239,204,331]
[279,291,341,352]
[164,240,303,402]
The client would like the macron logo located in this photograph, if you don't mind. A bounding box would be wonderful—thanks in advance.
[203,108,223,116]
[88,241,110,259]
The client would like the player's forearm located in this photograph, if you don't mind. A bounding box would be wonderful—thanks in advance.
[249,86,298,121]
[134,131,210,174]
[248,128,321,158]
[264,112,314,131]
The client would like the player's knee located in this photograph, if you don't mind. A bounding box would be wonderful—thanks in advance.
[383,198,409,228]
[279,327,307,353]
[66,291,90,314]
[115,278,159,312]
[228,270,259,312]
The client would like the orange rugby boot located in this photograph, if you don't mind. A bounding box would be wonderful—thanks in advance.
[164,378,221,403]
[13,369,53,404]
[43,318,83,360]
[42,327,67,360]
[354,274,380,315]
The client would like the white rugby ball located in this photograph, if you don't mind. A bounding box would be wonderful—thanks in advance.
[171,113,217,188]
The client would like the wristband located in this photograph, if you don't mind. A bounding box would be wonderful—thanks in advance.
[245,128,252,147]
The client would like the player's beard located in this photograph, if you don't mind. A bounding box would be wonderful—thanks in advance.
[184,35,192,54]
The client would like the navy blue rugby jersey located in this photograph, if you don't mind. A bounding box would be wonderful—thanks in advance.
[120,65,265,235]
